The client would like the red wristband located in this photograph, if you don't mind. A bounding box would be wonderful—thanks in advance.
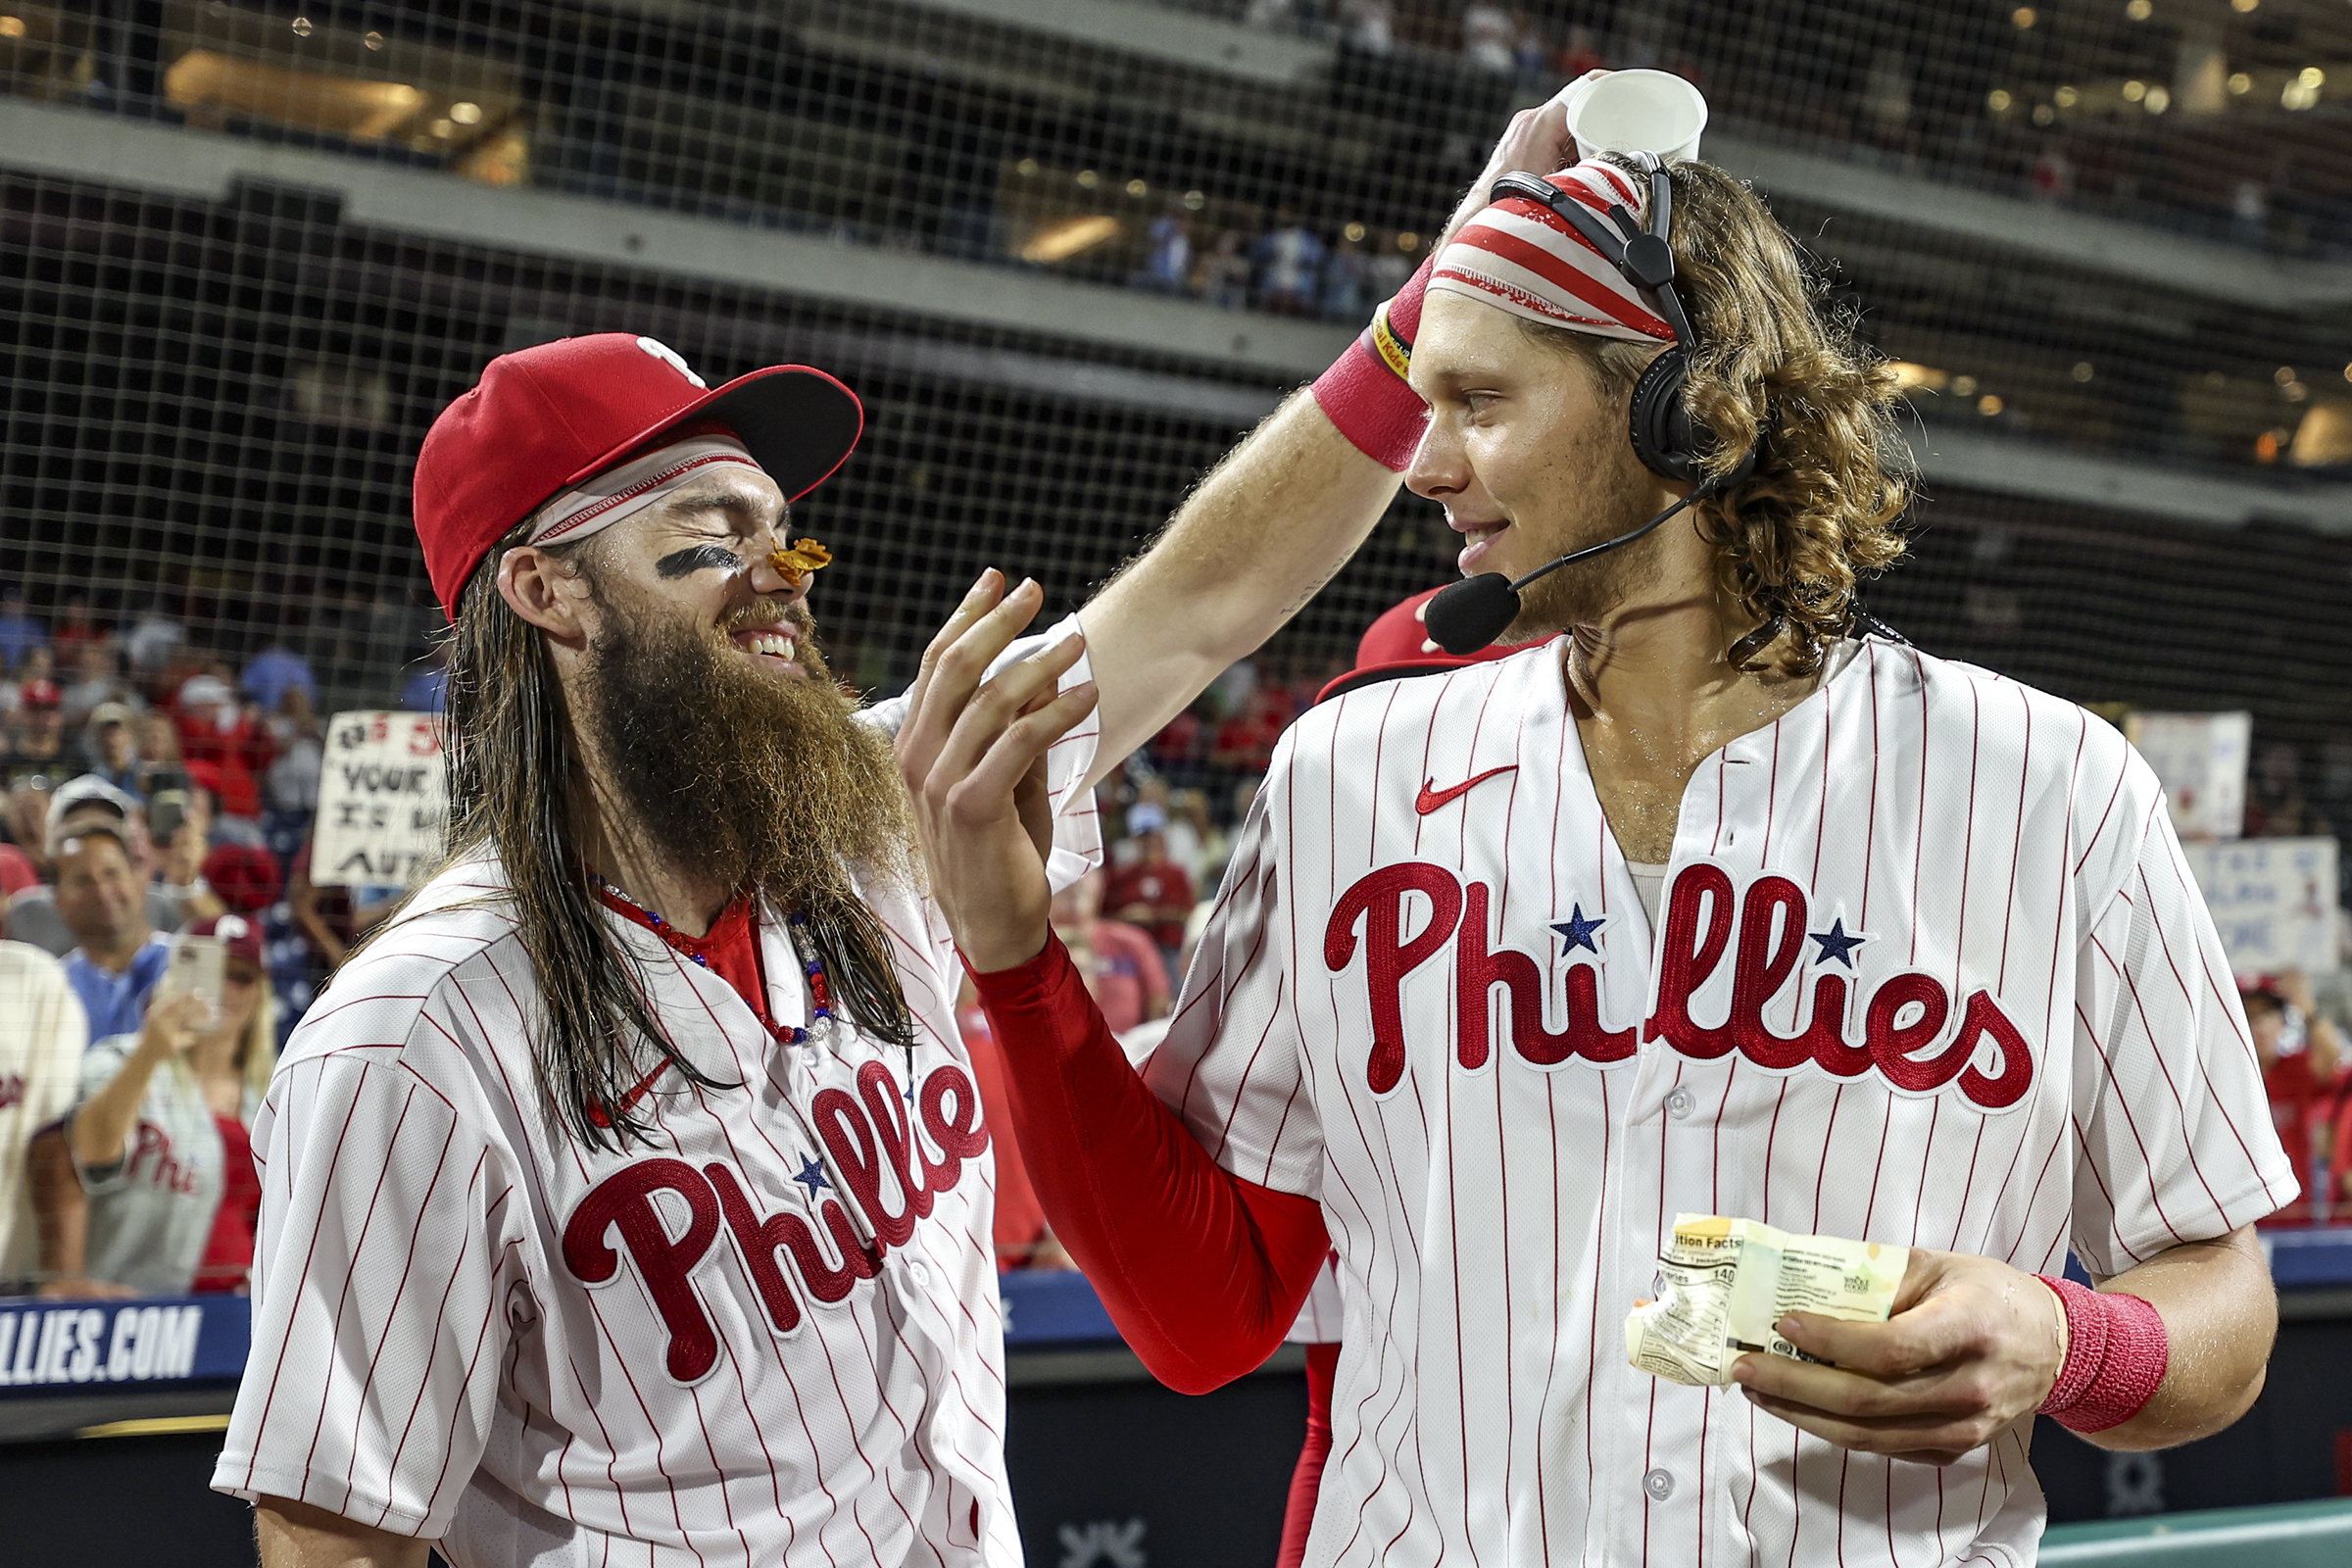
[1310,254,1435,470]
[2034,1274,2169,1434]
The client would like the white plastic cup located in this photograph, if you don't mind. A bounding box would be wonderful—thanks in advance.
[1553,69,1708,165]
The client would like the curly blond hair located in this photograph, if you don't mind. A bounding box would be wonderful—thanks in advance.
[1518,157,1911,671]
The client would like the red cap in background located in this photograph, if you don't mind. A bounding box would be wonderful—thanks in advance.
[1316,588,1558,705]
[412,333,865,619]
[18,678,61,710]
[202,843,284,916]
[187,912,266,968]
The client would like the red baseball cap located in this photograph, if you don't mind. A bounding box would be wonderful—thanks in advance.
[413,333,864,619]
[187,912,266,969]
[1316,588,1556,704]
[19,677,61,710]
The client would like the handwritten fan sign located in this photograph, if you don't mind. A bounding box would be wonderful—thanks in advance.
[310,710,449,888]
[2180,835,2340,975]
[2128,710,2251,841]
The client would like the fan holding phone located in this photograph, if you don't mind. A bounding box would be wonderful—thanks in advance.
[35,916,276,1298]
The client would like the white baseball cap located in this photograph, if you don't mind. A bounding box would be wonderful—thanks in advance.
[45,772,139,844]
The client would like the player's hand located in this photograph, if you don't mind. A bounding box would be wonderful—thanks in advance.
[1440,96,1578,247]
[1731,1248,2067,1466]
[895,569,1099,973]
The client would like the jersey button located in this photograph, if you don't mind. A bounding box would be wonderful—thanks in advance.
[1643,1467,1676,1501]
[905,1258,931,1287]
[1665,1088,1694,1119]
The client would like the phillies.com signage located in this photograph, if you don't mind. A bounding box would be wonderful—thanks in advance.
[0,1297,249,1392]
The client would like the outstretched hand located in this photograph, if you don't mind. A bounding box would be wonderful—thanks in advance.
[1732,1248,2067,1466]
[894,569,1099,973]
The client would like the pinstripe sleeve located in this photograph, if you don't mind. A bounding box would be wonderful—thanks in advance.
[2068,801,2297,1279]
[1143,748,1321,1197]
[212,1036,530,1539]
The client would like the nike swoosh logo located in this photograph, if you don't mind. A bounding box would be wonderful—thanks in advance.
[1415,765,1518,815]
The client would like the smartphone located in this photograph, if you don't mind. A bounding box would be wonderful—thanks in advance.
[153,933,226,1021]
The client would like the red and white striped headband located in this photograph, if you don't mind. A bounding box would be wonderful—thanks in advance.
[1429,159,1677,345]
[526,435,765,548]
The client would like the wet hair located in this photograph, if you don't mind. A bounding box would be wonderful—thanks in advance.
[1515,156,1912,672]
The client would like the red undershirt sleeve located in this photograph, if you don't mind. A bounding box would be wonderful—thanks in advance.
[969,932,1331,1395]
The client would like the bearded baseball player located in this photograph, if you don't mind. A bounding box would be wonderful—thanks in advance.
[202,104,1565,1567]
[905,135,2293,1564]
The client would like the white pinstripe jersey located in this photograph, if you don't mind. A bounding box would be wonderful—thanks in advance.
[213,635,1100,1568]
[1147,636,2292,1568]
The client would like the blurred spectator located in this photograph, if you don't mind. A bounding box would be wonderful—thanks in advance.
[264,688,324,819]
[1104,804,1197,979]
[2247,970,2343,1224]
[1213,685,1292,774]
[122,600,185,682]
[4,677,68,785]
[5,779,181,957]
[1462,2,1516,74]
[1134,202,1197,295]
[53,810,172,1040]
[1254,209,1325,316]
[60,639,140,731]
[2247,740,2314,837]
[0,839,35,902]
[1167,788,1218,886]
[0,940,85,1288]
[3,778,48,868]
[1321,230,1371,322]
[240,638,318,717]
[1367,231,1414,303]
[135,709,183,794]
[1339,0,1393,54]
[1556,24,1604,78]
[287,842,396,972]
[0,585,45,670]
[78,702,144,797]
[51,914,273,1296]
[1200,229,1253,310]
[47,594,104,662]
[154,778,228,924]
[174,675,270,825]
[202,843,282,917]
[1052,869,1171,1036]
[0,641,52,717]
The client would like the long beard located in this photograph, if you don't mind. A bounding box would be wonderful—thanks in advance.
[581,588,915,911]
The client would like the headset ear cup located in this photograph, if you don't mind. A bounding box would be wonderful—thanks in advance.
[1628,348,1697,482]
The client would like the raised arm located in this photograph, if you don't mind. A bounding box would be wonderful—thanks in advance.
[1076,102,1576,783]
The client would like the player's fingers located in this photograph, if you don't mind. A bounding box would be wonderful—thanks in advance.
[1732,1348,1981,1422]
[906,568,1003,719]
[942,683,1100,832]
[1775,1309,1952,1381]
[897,577,1045,788]
[1738,1388,1996,1465]
[928,630,1087,797]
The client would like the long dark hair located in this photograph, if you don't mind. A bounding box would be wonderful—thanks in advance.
[426,528,915,1149]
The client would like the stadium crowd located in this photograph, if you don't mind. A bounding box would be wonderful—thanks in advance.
[1,582,2349,1292]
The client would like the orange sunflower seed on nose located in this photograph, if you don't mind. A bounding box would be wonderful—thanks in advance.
[769,537,833,587]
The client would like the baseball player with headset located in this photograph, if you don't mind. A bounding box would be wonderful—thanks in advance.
[904,117,2292,1567]
[206,107,1570,1568]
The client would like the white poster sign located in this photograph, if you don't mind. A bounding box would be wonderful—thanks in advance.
[310,710,448,889]
[2180,835,2339,975]
[2128,710,2250,841]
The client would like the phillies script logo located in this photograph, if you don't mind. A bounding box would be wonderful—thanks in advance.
[1325,862,2034,1111]
[563,1059,989,1384]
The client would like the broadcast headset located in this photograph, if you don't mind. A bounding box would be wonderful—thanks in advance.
[1421,150,1764,658]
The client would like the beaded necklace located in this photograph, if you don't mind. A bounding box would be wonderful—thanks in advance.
[595,875,836,1048]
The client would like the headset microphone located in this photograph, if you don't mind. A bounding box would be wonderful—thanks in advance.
[1423,153,1765,659]
[1423,453,1751,656]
